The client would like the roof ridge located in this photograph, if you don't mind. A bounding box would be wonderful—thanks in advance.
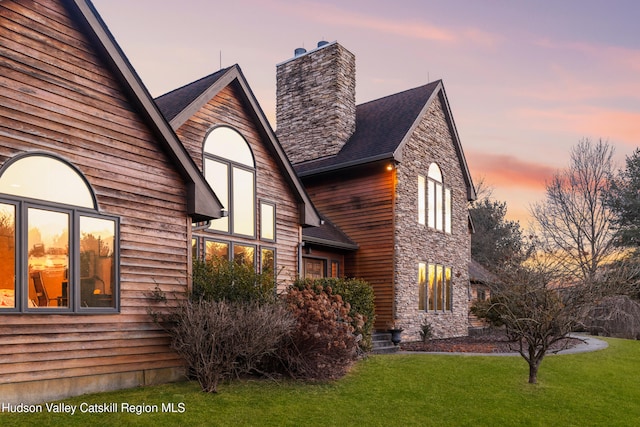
[357,80,441,108]
[155,66,234,101]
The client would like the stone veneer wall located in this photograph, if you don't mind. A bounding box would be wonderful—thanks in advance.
[276,42,356,164]
[393,94,471,340]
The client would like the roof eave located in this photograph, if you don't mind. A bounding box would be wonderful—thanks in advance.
[303,236,359,251]
[296,153,396,178]
[68,0,223,220]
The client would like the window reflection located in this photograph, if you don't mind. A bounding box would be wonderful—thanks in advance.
[205,159,229,232]
[261,248,275,277]
[436,265,443,311]
[418,176,426,225]
[204,127,254,168]
[427,264,435,311]
[0,204,15,309]
[418,262,426,310]
[206,240,229,261]
[80,216,115,308]
[426,163,451,233]
[233,245,255,266]
[445,267,452,311]
[203,127,257,238]
[233,168,255,236]
[260,203,275,241]
[0,155,94,208]
[28,208,69,309]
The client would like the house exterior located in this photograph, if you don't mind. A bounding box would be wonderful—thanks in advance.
[154,65,320,287]
[0,0,223,403]
[276,42,476,340]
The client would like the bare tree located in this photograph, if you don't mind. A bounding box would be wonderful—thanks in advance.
[471,251,594,384]
[531,139,618,283]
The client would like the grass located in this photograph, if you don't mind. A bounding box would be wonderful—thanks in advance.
[2,337,640,426]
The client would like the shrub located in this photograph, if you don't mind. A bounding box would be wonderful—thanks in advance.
[419,319,433,342]
[292,277,375,351]
[192,257,276,304]
[167,299,294,393]
[584,295,640,339]
[267,285,358,380]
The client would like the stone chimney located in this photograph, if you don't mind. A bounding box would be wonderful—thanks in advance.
[276,41,356,164]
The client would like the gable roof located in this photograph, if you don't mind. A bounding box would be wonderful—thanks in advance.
[155,65,321,227]
[294,81,476,201]
[155,67,232,125]
[64,0,223,221]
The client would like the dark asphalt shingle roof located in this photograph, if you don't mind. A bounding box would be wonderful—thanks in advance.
[294,81,440,175]
[302,216,358,250]
[155,67,232,122]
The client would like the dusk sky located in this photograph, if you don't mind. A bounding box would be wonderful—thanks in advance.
[91,0,640,225]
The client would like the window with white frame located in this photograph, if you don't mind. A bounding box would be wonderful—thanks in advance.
[424,163,451,233]
[0,154,118,313]
[418,263,452,312]
[204,126,256,237]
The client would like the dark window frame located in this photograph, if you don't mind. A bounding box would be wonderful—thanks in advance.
[203,126,257,239]
[0,197,120,315]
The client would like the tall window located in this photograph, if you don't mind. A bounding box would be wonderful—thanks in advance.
[422,263,452,312]
[260,202,275,241]
[204,126,256,237]
[0,154,118,313]
[426,163,451,233]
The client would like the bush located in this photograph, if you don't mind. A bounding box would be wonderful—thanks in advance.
[292,277,375,351]
[167,299,294,393]
[266,285,358,380]
[584,295,640,339]
[419,319,433,342]
[192,258,276,304]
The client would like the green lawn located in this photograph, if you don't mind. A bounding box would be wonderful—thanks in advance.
[3,337,639,426]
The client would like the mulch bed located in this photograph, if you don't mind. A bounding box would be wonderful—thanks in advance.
[400,331,582,354]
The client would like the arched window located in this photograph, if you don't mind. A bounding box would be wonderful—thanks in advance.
[0,154,118,313]
[204,126,256,237]
[424,163,451,233]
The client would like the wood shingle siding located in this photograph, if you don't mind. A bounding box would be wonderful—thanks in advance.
[174,84,303,283]
[0,0,198,402]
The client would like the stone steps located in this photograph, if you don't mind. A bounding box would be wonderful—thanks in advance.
[370,332,399,354]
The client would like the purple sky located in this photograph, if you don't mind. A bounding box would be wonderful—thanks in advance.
[92,0,640,225]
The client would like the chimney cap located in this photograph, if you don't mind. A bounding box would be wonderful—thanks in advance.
[294,47,307,57]
[317,40,329,48]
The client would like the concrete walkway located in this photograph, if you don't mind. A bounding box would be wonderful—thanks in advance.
[397,333,608,357]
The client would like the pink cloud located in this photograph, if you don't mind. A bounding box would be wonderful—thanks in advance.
[263,0,499,46]
[517,107,640,148]
[534,38,640,73]
[467,151,556,190]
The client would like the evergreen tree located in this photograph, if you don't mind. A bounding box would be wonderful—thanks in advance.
[607,148,640,248]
